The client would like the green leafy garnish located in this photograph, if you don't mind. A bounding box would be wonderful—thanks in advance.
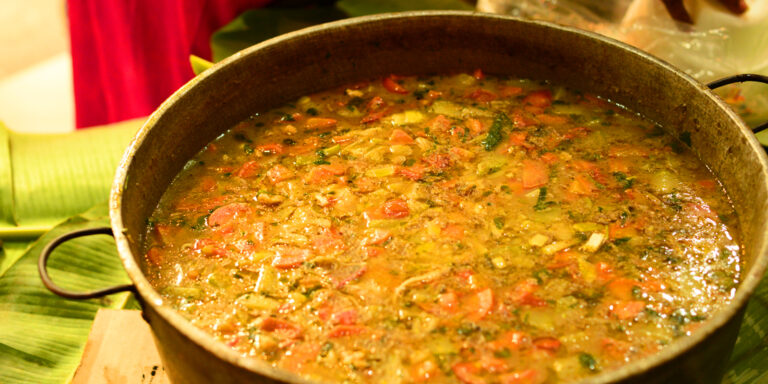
[534,187,556,211]
[579,353,599,372]
[481,113,511,151]
[613,172,635,189]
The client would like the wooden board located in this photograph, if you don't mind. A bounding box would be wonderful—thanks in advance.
[72,309,170,384]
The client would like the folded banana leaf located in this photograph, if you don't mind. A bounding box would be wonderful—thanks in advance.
[0,120,139,274]
[0,202,137,384]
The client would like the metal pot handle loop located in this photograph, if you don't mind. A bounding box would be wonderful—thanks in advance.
[707,74,768,134]
[38,226,136,299]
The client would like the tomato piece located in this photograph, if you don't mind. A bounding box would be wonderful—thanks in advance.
[607,278,641,301]
[208,203,251,227]
[467,89,497,102]
[466,288,494,321]
[335,266,367,289]
[235,161,260,178]
[508,131,528,147]
[398,165,426,181]
[509,279,546,307]
[272,248,311,269]
[256,143,284,155]
[595,262,615,282]
[390,128,415,144]
[331,309,358,325]
[305,164,347,185]
[473,68,485,80]
[266,164,294,183]
[429,114,452,132]
[313,227,346,254]
[260,317,302,339]
[382,75,409,94]
[361,110,388,124]
[512,111,537,128]
[327,325,367,338]
[533,337,561,352]
[521,160,549,189]
[438,291,459,313]
[452,362,486,384]
[380,198,410,219]
[523,90,552,108]
[465,118,485,135]
[611,300,646,320]
[479,356,509,373]
[608,222,638,240]
[305,117,337,130]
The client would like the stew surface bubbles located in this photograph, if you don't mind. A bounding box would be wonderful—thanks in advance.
[143,72,742,383]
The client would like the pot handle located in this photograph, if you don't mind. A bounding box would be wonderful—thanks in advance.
[38,227,136,299]
[707,74,768,134]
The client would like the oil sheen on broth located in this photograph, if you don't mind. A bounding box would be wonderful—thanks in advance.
[143,72,742,384]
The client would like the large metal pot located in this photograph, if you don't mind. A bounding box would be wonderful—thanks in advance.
[40,11,768,384]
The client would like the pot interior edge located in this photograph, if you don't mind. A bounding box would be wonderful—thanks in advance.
[113,11,768,384]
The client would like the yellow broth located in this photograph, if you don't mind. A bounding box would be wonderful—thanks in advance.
[143,72,742,384]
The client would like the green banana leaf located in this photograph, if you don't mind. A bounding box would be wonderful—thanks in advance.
[0,120,139,273]
[0,202,138,384]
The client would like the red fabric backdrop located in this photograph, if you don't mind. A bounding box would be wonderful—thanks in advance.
[68,0,270,128]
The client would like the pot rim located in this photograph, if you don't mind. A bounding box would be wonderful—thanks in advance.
[110,10,768,384]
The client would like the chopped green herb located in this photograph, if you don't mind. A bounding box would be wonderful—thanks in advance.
[493,216,505,229]
[534,187,556,211]
[481,113,511,151]
[613,172,635,189]
[579,353,599,372]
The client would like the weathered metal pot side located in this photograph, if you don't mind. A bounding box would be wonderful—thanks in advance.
[106,12,768,384]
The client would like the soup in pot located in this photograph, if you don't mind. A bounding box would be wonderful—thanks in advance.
[143,71,742,383]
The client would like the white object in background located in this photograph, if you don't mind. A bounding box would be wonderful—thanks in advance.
[621,0,768,80]
[0,53,75,134]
